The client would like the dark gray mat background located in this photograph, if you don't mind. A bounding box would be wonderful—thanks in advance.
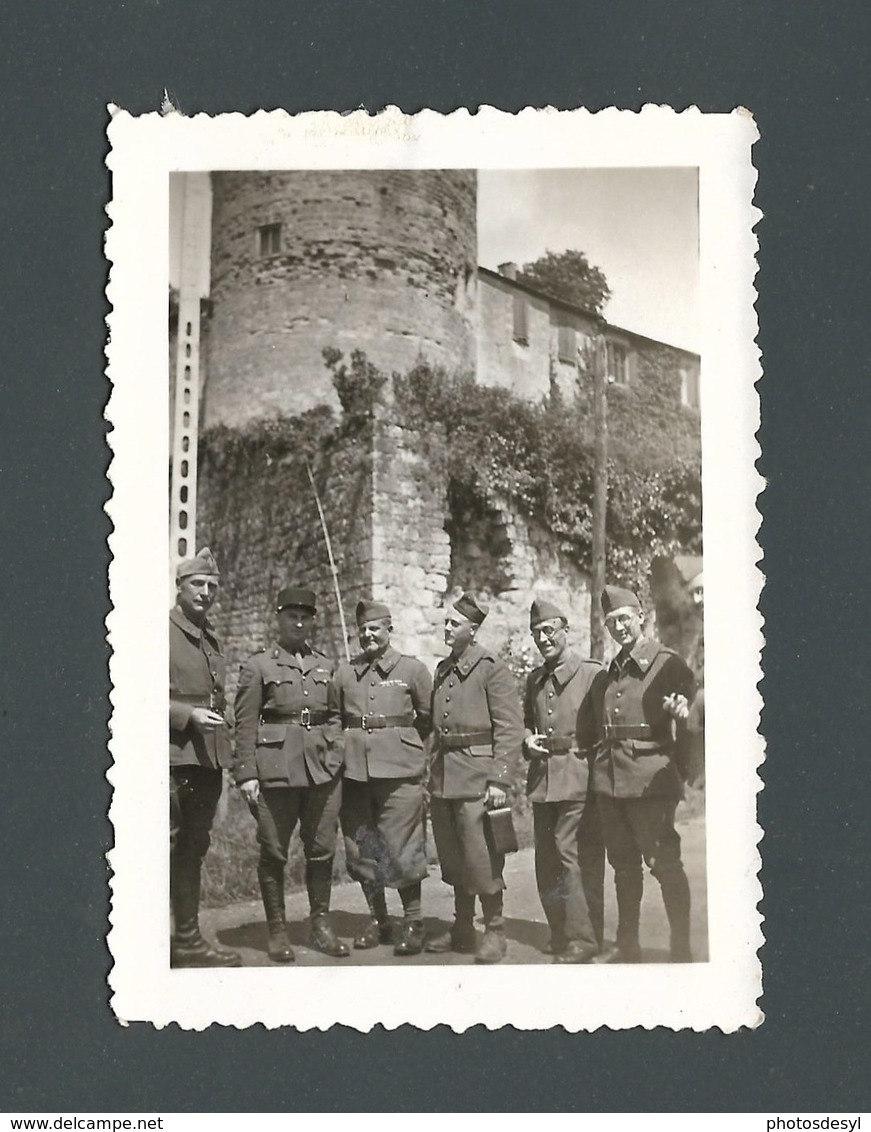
[2,0,869,1112]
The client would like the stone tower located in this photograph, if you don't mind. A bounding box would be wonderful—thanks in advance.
[196,171,478,673]
[204,170,478,427]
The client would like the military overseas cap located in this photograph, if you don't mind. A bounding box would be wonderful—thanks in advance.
[356,599,391,623]
[601,584,641,615]
[530,598,567,627]
[176,546,220,579]
[453,591,489,625]
[277,586,317,612]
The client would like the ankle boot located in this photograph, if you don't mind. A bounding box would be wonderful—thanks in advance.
[258,862,294,963]
[425,888,477,953]
[307,859,350,958]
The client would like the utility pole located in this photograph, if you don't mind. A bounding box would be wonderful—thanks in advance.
[169,173,211,594]
[590,332,608,660]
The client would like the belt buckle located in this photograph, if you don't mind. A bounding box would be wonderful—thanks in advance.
[209,691,218,711]
[362,713,374,733]
[300,707,312,730]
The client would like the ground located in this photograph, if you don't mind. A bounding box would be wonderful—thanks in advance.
[200,815,707,966]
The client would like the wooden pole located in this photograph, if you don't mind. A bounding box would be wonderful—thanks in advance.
[590,333,608,661]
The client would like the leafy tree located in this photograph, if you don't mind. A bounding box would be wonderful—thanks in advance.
[517,249,611,316]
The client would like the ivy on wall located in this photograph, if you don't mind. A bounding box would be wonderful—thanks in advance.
[198,350,701,604]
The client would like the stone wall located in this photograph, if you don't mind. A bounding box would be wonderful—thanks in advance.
[196,423,374,697]
[371,417,451,671]
[205,170,478,427]
[447,487,592,671]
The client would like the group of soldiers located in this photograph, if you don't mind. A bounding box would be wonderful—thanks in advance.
[169,547,704,970]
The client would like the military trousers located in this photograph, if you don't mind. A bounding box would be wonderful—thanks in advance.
[429,795,505,896]
[342,776,427,889]
[256,777,342,868]
[169,764,223,933]
[533,796,605,950]
[596,793,690,952]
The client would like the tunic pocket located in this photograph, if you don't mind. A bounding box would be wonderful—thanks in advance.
[257,722,287,746]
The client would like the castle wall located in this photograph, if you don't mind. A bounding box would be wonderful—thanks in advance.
[195,427,374,698]
[205,170,478,427]
[447,489,592,671]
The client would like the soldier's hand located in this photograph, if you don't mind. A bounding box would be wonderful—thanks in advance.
[485,784,508,810]
[524,733,550,758]
[662,693,689,721]
[240,779,261,813]
[189,707,225,733]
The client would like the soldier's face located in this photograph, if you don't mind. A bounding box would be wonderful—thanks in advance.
[358,617,391,657]
[689,577,704,612]
[176,573,219,621]
[277,605,315,648]
[531,618,568,662]
[444,610,476,652]
[605,606,643,649]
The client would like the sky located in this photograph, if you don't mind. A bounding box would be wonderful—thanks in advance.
[478,168,699,352]
[171,166,700,353]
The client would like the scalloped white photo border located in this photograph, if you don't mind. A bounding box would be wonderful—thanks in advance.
[106,105,762,1031]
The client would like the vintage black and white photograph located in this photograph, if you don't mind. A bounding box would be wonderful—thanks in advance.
[107,107,761,1030]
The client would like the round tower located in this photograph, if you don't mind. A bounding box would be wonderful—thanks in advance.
[205,170,478,427]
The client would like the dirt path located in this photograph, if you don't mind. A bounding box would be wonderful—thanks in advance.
[201,816,707,966]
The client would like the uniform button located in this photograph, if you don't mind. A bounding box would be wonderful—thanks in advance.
[548,727,554,735]
[548,691,554,698]
[303,690,309,697]
[449,681,455,688]
[445,696,450,702]
[616,691,622,698]
[370,693,376,700]
[443,711,449,718]
[614,707,620,714]
[547,709,553,716]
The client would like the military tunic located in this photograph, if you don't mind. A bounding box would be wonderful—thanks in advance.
[584,636,695,953]
[333,646,433,888]
[169,607,232,770]
[168,607,231,936]
[428,642,523,895]
[523,651,605,949]
[233,644,343,866]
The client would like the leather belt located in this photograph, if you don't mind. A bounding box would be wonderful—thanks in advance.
[542,735,574,753]
[603,723,653,740]
[437,729,493,749]
[343,713,416,730]
[173,692,224,710]
[259,708,331,729]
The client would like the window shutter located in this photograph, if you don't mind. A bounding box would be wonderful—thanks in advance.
[513,294,529,343]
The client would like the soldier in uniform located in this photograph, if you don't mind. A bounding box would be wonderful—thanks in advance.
[233,587,349,962]
[686,570,705,786]
[169,547,241,968]
[334,600,433,956]
[425,592,524,964]
[523,598,606,964]
[585,584,695,963]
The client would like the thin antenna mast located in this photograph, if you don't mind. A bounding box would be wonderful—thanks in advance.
[305,460,351,662]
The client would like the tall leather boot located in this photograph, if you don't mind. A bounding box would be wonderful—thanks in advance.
[306,858,350,958]
[171,857,241,968]
[476,892,507,964]
[657,864,692,962]
[593,867,643,964]
[258,861,294,963]
[425,888,477,953]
